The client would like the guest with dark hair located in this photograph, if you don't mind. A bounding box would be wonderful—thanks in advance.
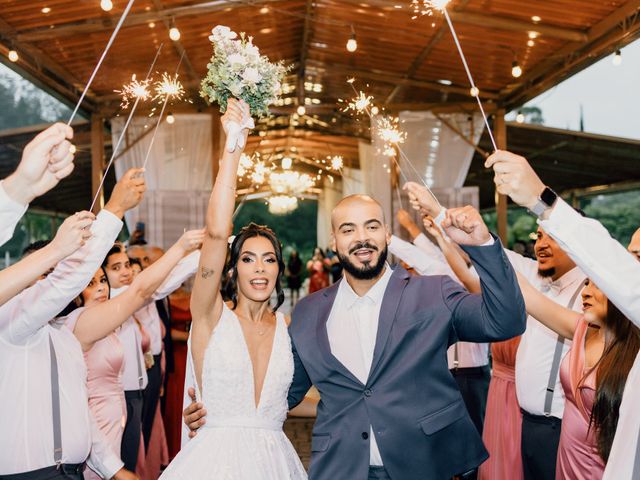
[286,250,303,307]
[307,247,329,294]
[517,275,640,478]
[59,231,202,479]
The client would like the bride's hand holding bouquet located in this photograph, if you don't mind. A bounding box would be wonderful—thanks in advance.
[200,25,289,153]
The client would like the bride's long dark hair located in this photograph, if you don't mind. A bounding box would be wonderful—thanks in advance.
[224,223,285,312]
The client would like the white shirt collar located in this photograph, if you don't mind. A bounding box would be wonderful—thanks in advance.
[339,264,393,310]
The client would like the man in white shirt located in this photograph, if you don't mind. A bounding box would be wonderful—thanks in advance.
[390,211,490,445]
[104,244,200,471]
[0,169,144,480]
[404,180,587,480]
[487,149,640,480]
[286,195,525,479]
[1,123,75,246]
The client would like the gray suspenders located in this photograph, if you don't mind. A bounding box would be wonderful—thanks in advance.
[453,343,459,369]
[543,282,585,416]
[133,317,145,390]
[49,334,63,466]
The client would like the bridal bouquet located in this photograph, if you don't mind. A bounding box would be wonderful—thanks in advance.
[201,25,289,152]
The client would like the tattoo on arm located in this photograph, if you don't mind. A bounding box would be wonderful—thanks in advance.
[201,267,215,279]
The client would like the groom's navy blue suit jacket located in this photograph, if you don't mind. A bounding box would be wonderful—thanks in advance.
[288,238,526,480]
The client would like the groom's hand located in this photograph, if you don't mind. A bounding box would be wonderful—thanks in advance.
[442,206,492,246]
[183,387,207,438]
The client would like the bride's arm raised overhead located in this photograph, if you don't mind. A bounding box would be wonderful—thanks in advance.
[190,98,252,387]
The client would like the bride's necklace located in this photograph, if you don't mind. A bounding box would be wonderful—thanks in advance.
[239,311,274,336]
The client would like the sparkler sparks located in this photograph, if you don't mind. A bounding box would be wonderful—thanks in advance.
[329,155,344,170]
[116,74,151,109]
[343,91,374,114]
[376,116,406,146]
[154,73,185,102]
[410,0,451,18]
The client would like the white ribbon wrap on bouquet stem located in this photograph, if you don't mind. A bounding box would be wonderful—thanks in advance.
[224,117,255,153]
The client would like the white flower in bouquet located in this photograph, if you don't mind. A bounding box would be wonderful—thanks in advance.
[242,67,263,85]
[200,24,290,119]
[227,53,247,70]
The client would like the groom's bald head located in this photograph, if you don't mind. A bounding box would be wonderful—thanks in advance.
[331,195,385,231]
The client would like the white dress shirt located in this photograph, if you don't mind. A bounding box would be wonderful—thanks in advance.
[0,210,123,476]
[114,250,200,389]
[538,199,640,479]
[389,234,489,369]
[326,265,393,466]
[0,180,28,247]
[507,250,585,418]
[142,250,199,356]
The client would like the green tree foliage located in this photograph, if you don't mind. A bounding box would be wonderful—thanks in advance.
[0,64,73,130]
[581,191,640,245]
[233,198,318,264]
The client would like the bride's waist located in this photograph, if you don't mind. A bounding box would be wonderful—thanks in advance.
[203,416,284,431]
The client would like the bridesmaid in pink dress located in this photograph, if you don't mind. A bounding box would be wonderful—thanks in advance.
[517,277,640,479]
[84,331,127,480]
[478,336,523,480]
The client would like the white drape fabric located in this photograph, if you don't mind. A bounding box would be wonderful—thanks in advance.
[111,114,214,248]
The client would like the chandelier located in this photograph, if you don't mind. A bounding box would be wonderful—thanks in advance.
[268,195,298,215]
[269,171,315,195]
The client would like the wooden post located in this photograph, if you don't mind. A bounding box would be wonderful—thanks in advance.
[90,114,104,214]
[211,109,224,184]
[494,109,508,244]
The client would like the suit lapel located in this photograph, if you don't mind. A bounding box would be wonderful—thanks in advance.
[368,266,410,382]
[315,281,364,386]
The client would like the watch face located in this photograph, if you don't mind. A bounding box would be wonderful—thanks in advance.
[540,187,557,207]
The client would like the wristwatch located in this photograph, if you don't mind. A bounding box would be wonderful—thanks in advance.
[529,187,558,217]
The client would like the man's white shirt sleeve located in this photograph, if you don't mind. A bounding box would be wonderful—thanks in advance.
[0,180,28,247]
[539,198,640,325]
[0,210,123,345]
[152,251,201,300]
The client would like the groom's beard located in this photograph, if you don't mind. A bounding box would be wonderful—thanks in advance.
[337,242,388,280]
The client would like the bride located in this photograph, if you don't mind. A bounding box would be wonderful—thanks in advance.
[160,99,308,479]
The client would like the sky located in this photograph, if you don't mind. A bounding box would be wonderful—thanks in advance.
[507,39,640,140]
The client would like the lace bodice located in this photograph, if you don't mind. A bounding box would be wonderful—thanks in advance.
[199,304,293,426]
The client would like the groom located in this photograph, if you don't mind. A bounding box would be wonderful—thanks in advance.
[186,194,525,479]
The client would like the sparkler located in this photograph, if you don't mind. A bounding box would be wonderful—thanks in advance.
[141,52,186,169]
[345,79,442,210]
[411,0,497,151]
[329,155,344,171]
[116,74,151,109]
[67,0,136,125]
[89,44,163,212]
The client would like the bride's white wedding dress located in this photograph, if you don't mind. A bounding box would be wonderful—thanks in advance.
[160,303,307,479]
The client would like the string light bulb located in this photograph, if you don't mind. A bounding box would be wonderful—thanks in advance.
[511,61,523,78]
[346,27,358,53]
[516,111,525,123]
[169,26,181,41]
[282,157,292,169]
[100,0,113,12]
[296,105,306,116]
[166,113,175,124]
[8,50,18,62]
[612,49,622,66]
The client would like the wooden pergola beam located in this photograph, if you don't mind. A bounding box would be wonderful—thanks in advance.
[306,59,500,100]
[16,0,285,42]
[503,0,640,109]
[0,18,97,113]
[339,0,587,41]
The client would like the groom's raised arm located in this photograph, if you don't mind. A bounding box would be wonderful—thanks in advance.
[420,205,526,342]
[443,238,526,342]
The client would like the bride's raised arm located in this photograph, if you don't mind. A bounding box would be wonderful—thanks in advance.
[190,99,251,378]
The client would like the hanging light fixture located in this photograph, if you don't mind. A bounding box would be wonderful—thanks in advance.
[169,26,181,41]
[346,26,358,53]
[166,113,175,124]
[511,60,523,78]
[100,0,113,12]
[612,49,622,66]
[7,49,19,62]
[268,195,298,215]
[281,157,292,170]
